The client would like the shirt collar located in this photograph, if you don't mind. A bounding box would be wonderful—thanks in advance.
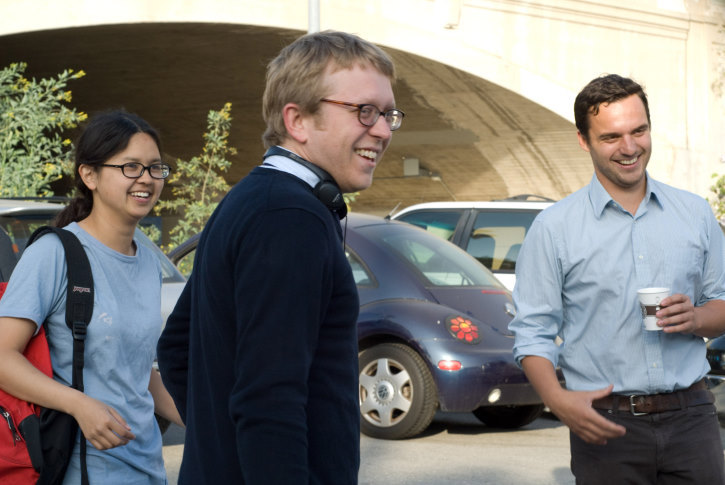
[644,175,664,210]
[588,174,612,218]
[587,171,663,218]
[261,147,320,189]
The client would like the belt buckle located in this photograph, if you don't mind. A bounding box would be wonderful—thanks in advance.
[629,395,648,416]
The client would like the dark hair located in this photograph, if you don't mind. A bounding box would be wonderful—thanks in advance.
[54,110,162,227]
[574,74,651,142]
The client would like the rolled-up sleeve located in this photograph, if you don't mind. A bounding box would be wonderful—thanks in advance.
[699,200,725,305]
[509,217,564,368]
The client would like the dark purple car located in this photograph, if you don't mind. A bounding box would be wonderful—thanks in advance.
[168,213,548,440]
[342,213,546,439]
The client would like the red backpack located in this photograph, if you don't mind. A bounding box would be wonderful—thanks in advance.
[0,227,94,485]
[0,292,52,482]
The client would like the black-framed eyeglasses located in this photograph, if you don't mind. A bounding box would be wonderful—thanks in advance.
[320,99,405,131]
[100,162,171,179]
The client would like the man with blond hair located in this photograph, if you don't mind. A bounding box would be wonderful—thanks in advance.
[157,30,403,484]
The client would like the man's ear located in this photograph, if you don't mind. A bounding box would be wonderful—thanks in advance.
[576,131,591,153]
[282,103,309,144]
[78,164,98,191]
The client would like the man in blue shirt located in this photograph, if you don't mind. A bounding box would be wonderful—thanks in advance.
[510,74,725,483]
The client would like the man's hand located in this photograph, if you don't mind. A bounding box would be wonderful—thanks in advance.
[520,356,626,445]
[656,293,698,334]
[546,385,626,445]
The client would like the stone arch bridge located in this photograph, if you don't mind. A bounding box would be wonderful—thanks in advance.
[1,0,723,214]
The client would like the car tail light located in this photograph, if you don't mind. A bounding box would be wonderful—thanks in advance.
[438,360,462,371]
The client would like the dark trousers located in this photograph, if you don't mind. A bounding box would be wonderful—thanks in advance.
[570,404,725,484]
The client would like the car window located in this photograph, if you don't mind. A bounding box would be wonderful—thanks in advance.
[0,212,185,285]
[379,229,502,288]
[174,251,195,278]
[166,233,201,278]
[394,210,462,241]
[0,227,17,281]
[134,230,186,284]
[345,250,375,287]
[465,210,539,273]
[0,213,55,255]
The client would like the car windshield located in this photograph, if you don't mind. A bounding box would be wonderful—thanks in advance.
[373,224,504,288]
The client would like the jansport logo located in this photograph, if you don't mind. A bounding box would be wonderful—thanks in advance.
[72,286,91,294]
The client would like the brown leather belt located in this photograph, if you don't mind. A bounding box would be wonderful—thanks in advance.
[591,379,713,415]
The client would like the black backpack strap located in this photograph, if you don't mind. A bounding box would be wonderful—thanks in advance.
[28,226,94,390]
[28,226,93,485]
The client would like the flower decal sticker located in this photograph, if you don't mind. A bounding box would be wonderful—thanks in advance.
[447,316,480,344]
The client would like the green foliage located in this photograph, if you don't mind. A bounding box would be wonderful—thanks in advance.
[708,172,725,223]
[0,62,87,197]
[344,192,358,212]
[155,103,236,273]
[140,223,162,245]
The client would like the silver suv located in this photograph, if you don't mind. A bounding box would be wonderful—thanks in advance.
[0,198,185,323]
[391,195,554,290]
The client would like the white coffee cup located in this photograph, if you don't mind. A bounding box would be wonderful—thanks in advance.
[637,287,670,331]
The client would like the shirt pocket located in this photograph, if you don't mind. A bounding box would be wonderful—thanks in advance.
[653,235,705,292]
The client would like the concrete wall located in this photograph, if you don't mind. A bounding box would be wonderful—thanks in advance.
[1,0,724,197]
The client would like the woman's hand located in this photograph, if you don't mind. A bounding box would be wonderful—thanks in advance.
[72,395,136,450]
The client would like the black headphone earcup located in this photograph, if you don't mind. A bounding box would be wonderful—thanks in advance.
[264,146,347,220]
[314,181,347,219]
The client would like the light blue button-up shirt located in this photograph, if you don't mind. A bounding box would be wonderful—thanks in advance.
[510,174,725,395]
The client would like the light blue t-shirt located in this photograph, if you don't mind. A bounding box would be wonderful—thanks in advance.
[510,174,725,395]
[0,222,166,484]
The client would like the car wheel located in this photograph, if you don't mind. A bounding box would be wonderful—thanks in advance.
[472,404,544,429]
[358,343,437,439]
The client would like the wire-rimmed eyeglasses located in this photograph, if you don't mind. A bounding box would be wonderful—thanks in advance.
[320,99,405,131]
[100,162,172,179]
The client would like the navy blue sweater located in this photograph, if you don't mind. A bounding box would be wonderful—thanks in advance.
[158,167,360,484]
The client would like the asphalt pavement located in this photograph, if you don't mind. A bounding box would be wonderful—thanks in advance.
[163,413,725,484]
[162,413,575,484]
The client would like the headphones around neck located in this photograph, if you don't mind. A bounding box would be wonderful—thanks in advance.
[263,146,347,220]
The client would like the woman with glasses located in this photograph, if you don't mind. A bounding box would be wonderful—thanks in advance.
[0,110,181,484]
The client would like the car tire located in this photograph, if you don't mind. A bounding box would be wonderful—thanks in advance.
[358,343,438,440]
[472,404,544,429]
